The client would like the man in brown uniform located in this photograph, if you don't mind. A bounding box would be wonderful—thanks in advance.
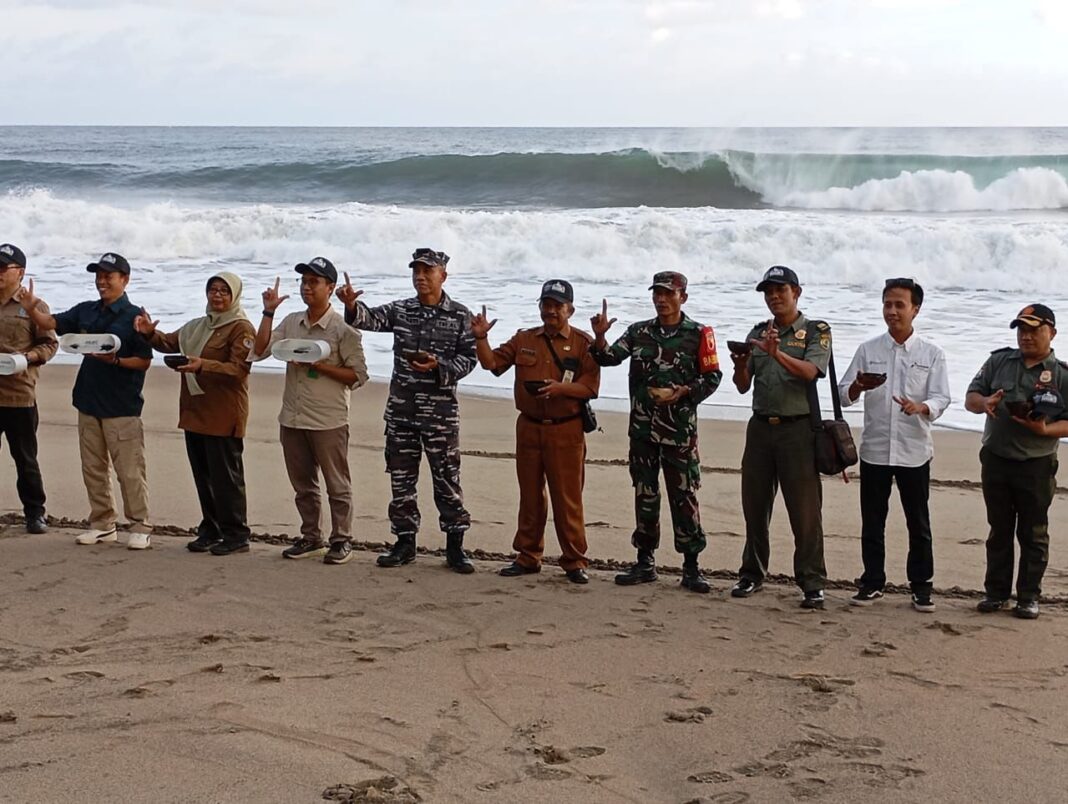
[0,244,58,533]
[471,280,600,583]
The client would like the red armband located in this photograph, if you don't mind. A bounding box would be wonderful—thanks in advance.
[699,326,719,374]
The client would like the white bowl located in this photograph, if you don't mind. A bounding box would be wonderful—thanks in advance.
[0,353,29,376]
[58,333,122,355]
[271,339,331,363]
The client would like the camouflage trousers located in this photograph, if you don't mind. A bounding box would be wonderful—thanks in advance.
[628,436,706,555]
[384,422,470,539]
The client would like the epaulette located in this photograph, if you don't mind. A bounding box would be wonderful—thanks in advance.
[991,346,1014,355]
[1058,360,1068,372]
[572,327,595,342]
[812,320,830,331]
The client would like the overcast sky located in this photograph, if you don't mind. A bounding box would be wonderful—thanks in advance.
[3,0,1067,126]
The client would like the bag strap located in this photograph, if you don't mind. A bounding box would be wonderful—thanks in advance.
[541,333,569,380]
[806,347,843,428]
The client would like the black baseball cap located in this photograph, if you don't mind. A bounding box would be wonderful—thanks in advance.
[86,252,131,274]
[756,265,800,292]
[1031,387,1065,420]
[1010,303,1056,329]
[0,243,26,269]
[540,279,573,304]
[295,256,338,283]
[648,271,687,292]
[409,247,449,269]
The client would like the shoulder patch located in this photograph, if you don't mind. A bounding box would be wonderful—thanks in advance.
[813,320,830,331]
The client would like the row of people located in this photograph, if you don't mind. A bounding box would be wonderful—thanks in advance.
[1,243,1063,619]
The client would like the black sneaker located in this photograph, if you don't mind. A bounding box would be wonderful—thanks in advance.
[680,566,711,594]
[187,534,222,553]
[282,539,328,560]
[800,589,825,610]
[911,592,936,613]
[210,540,250,556]
[730,578,763,598]
[849,587,883,606]
[976,597,1008,613]
[324,541,354,565]
[1013,599,1040,620]
[26,514,48,535]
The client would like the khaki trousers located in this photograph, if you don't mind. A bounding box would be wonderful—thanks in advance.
[279,425,352,544]
[77,412,151,533]
[513,415,589,571]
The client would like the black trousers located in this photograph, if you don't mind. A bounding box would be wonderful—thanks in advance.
[859,460,933,593]
[185,431,250,545]
[0,405,46,518]
[980,447,1056,602]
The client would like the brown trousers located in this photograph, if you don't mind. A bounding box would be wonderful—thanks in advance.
[77,412,151,533]
[279,424,352,544]
[513,415,588,571]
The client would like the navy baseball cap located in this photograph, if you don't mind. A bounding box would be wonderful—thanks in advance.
[540,279,574,304]
[1031,387,1065,420]
[0,243,26,269]
[756,265,800,292]
[295,256,338,283]
[86,252,131,274]
[1011,304,1056,329]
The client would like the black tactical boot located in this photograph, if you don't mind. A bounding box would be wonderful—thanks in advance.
[445,532,475,574]
[615,549,657,585]
[377,534,416,567]
[680,554,711,594]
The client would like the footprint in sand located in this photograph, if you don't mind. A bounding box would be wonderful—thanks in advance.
[687,770,734,784]
[534,745,606,764]
[665,705,714,723]
[322,776,419,803]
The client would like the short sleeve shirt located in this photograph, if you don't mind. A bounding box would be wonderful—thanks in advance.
[967,347,1068,461]
[53,293,153,418]
[491,325,600,420]
[747,313,831,417]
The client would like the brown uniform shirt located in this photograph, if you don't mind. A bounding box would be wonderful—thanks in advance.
[0,295,58,408]
[148,319,256,438]
[491,325,600,420]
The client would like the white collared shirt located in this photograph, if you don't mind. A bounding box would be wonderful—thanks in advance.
[839,331,952,467]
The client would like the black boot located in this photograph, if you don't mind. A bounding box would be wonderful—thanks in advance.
[377,534,416,567]
[445,532,475,574]
[615,549,657,585]
[680,555,711,594]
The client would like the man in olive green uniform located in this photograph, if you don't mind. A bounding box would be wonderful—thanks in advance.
[730,265,830,609]
[590,271,723,593]
[966,303,1068,620]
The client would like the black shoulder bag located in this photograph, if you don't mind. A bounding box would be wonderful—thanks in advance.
[542,335,599,434]
[805,348,858,479]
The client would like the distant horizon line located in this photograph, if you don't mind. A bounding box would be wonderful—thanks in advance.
[2,124,1066,130]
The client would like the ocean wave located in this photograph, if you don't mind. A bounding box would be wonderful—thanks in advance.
[3,189,1066,292]
[3,149,1067,212]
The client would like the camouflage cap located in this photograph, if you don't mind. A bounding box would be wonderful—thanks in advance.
[409,247,450,269]
[648,271,687,292]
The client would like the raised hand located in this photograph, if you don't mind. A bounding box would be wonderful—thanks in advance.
[590,299,617,337]
[471,305,497,339]
[982,389,1005,418]
[133,307,159,336]
[335,271,363,310]
[262,276,289,313]
[751,325,780,357]
[15,277,38,311]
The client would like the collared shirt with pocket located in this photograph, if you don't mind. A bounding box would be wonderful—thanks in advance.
[0,296,58,407]
[840,331,952,467]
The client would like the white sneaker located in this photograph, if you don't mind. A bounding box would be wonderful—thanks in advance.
[126,532,151,550]
[75,528,117,545]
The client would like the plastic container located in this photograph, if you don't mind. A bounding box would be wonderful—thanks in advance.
[271,339,331,363]
[58,333,122,355]
[0,353,29,376]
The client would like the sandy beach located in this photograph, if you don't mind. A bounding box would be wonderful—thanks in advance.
[2,365,1067,802]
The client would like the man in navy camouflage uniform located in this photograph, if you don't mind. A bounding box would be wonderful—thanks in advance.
[337,248,477,573]
[590,271,723,593]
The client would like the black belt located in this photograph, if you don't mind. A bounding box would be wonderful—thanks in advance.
[753,413,808,425]
[522,413,581,425]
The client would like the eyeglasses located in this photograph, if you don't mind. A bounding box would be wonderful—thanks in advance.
[206,285,232,296]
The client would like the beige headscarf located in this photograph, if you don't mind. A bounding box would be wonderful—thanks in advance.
[177,272,250,396]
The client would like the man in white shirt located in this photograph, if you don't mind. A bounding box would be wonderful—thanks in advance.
[839,278,951,612]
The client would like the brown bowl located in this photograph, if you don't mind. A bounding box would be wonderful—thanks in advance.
[726,340,752,355]
[1006,400,1033,418]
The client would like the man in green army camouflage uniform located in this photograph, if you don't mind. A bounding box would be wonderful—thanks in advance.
[590,271,722,593]
[966,303,1068,620]
[730,265,831,610]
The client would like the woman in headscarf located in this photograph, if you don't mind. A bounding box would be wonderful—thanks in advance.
[135,273,256,555]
